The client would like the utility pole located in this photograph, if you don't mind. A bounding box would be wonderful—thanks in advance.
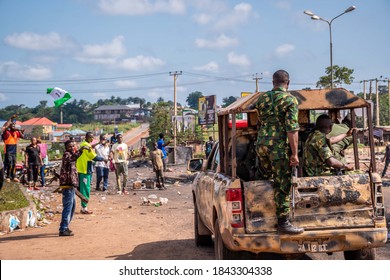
[252,73,263,92]
[388,79,390,125]
[375,78,379,126]
[362,81,366,128]
[169,71,182,164]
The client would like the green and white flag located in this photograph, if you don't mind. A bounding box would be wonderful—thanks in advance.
[47,87,72,107]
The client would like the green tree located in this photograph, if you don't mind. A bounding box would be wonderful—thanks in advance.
[316,65,354,88]
[186,91,203,110]
[148,102,172,144]
[31,126,44,138]
[222,96,238,108]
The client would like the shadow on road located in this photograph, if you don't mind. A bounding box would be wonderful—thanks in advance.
[108,239,214,260]
[0,233,58,243]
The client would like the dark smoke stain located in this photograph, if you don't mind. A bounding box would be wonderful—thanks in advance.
[290,91,306,105]
[325,89,359,107]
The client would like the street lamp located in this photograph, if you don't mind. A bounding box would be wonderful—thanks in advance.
[304,6,356,88]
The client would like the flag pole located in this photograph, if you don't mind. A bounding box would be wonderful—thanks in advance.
[60,105,63,124]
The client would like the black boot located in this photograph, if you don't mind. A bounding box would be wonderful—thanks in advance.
[277,217,304,234]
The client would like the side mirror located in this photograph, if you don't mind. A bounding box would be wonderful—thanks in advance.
[187,158,203,172]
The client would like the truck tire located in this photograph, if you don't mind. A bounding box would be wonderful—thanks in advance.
[194,203,212,247]
[214,218,250,260]
[343,248,376,260]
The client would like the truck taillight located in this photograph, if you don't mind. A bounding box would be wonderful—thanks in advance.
[373,183,385,218]
[226,189,244,228]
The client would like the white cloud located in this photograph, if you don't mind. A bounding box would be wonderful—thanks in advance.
[275,43,295,58]
[227,52,250,67]
[119,55,165,71]
[80,36,126,58]
[114,80,138,88]
[193,61,219,72]
[98,0,186,15]
[195,34,238,49]
[193,13,212,25]
[75,36,126,65]
[0,93,7,102]
[213,3,253,30]
[4,32,74,51]
[0,61,52,80]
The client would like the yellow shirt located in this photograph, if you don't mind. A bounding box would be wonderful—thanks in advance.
[76,141,97,174]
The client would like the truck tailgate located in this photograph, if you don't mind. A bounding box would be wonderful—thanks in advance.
[244,174,374,233]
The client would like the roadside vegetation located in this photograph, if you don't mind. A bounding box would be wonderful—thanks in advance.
[0,184,29,211]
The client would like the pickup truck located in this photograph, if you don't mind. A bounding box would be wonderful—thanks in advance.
[189,88,387,260]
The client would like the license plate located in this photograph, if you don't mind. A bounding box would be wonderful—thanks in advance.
[297,242,329,252]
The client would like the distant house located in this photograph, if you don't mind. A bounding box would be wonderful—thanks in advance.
[52,129,86,142]
[21,117,56,139]
[94,104,141,122]
[56,123,73,131]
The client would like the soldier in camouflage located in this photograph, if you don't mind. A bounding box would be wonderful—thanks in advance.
[255,70,303,234]
[303,114,354,176]
[327,114,354,164]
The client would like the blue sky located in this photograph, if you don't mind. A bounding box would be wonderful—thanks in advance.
[0,0,389,108]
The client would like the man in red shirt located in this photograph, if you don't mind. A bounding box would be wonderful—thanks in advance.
[1,115,24,182]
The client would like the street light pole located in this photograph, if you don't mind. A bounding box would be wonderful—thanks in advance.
[304,6,356,89]
[169,71,182,164]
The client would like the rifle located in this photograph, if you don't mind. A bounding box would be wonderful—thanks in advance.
[51,170,89,204]
[291,166,298,220]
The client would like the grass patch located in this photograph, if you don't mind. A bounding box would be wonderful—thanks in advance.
[0,183,30,211]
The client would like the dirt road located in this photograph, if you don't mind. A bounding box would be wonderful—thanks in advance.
[0,164,389,260]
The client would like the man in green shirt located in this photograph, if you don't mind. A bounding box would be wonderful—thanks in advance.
[76,132,106,214]
[256,70,303,234]
[303,115,354,177]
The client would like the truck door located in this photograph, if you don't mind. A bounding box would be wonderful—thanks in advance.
[197,143,219,230]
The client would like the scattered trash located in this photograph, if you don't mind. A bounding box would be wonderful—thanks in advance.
[9,215,20,232]
[36,212,42,221]
[148,194,158,199]
[26,210,36,227]
[133,181,142,189]
[177,191,181,195]
[159,197,168,205]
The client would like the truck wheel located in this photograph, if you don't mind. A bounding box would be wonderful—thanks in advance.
[214,218,249,260]
[194,204,212,247]
[343,248,376,260]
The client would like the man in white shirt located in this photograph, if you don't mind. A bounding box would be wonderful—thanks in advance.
[110,134,129,194]
[94,135,110,191]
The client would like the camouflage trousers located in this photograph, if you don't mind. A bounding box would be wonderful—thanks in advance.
[256,146,291,218]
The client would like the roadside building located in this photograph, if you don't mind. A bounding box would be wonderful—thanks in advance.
[93,104,141,123]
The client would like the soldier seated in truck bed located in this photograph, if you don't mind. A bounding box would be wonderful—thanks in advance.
[303,114,354,177]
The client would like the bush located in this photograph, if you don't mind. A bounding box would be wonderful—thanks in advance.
[0,183,30,211]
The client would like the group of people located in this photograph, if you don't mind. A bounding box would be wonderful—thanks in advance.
[58,131,174,236]
[1,114,50,190]
[255,70,362,235]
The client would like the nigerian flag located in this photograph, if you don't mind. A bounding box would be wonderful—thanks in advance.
[47,87,72,107]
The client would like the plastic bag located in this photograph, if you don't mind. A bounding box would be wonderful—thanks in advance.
[9,215,20,232]
[109,160,116,172]
[26,210,36,227]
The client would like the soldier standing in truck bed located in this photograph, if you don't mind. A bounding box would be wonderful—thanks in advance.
[255,69,304,234]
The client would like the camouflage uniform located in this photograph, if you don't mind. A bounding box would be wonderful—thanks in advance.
[303,130,334,176]
[327,123,352,163]
[256,88,299,218]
